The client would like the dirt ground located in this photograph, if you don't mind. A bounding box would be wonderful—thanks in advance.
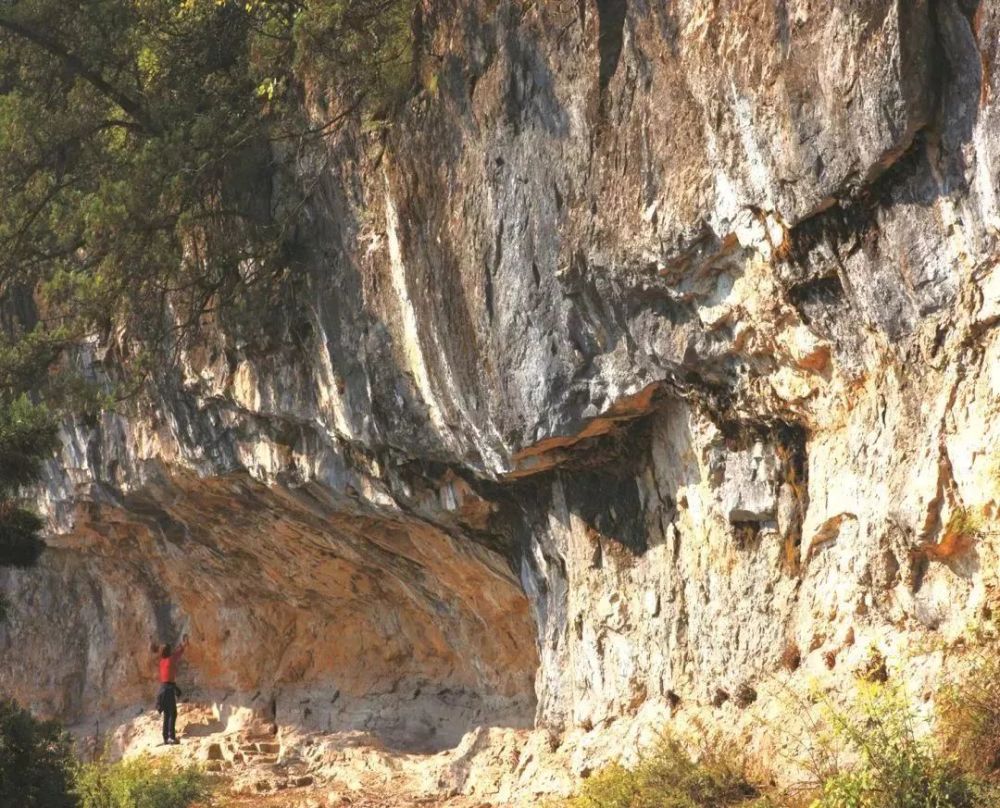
[98,704,573,808]
[204,787,496,808]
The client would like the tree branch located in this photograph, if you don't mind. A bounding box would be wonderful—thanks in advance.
[0,16,156,134]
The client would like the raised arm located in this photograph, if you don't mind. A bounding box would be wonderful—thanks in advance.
[171,633,190,661]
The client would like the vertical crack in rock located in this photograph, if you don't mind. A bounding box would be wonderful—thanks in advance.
[595,0,626,90]
[487,220,502,323]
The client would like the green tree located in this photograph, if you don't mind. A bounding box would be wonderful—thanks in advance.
[0,0,419,348]
[0,399,57,566]
[0,699,76,807]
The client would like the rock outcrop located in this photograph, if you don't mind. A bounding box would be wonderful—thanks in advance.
[2,0,999,797]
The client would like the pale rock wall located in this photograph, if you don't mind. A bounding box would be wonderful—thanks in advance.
[1,0,999,767]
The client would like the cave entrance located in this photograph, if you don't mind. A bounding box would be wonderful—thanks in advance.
[4,473,539,754]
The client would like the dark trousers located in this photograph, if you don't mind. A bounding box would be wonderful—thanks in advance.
[158,683,179,742]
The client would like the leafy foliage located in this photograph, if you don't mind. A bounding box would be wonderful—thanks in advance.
[561,679,1000,808]
[0,394,59,491]
[810,685,984,808]
[2,0,288,341]
[1,699,210,808]
[0,0,419,345]
[0,698,76,808]
[0,393,57,565]
[0,310,70,566]
[0,500,46,566]
[289,0,419,117]
[73,755,211,808]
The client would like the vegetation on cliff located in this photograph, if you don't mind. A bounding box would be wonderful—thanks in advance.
[73,756,210,808]
[0,699,209,808]
[564,671,1000,808]
[564,732,765,808]
[0,0,419,566]
[0,698,76,807]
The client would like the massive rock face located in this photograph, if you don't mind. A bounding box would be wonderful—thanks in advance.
[2,0,999,779]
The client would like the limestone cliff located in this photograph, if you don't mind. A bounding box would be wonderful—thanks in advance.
[2,0,999,796]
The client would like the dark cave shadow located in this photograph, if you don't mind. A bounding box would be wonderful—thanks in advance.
[520,399,705,572]
[95,479,539,758]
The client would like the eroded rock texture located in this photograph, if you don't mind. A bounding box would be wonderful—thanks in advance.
[3,0,999,768]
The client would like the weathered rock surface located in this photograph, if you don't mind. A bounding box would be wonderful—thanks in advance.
[3,0,1000,800]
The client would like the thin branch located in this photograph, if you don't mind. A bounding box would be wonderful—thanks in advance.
[266,94,365,141]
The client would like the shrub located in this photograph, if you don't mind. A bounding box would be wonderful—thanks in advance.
[566,762,642,808]
[937,653,1000,779]
[854,648,888,684]
[0,395,59,568]
[780,642,802,672]
[0,503,46,567]
[944,508,984,541]
[565,732,763,808]
[0,698,75,808]
[73,755,211,808]
[915,507,983,562]
[811,685,982,808]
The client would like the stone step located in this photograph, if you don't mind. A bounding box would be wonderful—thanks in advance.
[242,731,277,742]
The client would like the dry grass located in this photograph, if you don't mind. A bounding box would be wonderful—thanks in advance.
[938,652,1000,780]
[561,730,767,808]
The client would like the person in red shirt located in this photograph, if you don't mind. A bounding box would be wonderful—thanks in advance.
[153,634,189,745]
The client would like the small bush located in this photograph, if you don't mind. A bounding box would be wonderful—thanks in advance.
[938,653,1000,779]
[811,685,982,808]
[565,733,763,808]
[566,763,642,808]
[73,756,210,808]
[0,698,75,808]
[915,507,983,562]
[0,502,46,567]
[854,648,888,684]
[945,508,984,541]
[780,642,802,672]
